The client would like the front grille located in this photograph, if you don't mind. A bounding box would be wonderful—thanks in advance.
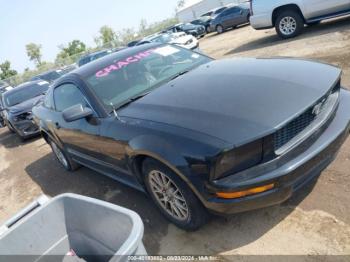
[274,108,316,151]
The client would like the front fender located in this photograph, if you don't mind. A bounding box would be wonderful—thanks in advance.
[126,134,210,204]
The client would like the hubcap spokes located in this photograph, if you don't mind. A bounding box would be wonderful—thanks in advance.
[51,142,68,168]
[280,16,297,35]
[149,170,189,221]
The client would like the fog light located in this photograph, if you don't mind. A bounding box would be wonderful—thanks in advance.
[216,183,275,199]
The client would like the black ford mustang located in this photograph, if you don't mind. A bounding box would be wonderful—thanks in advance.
[33,44,350,230]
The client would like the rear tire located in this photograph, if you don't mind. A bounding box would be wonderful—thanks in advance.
[142,158,209,231]
[216,24,224,34]
[49,139,80,171]
[275,10,304,39]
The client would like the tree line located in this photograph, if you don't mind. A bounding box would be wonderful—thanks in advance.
[0,17,178,85]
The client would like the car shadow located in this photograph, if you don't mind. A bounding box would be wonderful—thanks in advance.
[25,151,319,254]
[0,128,40,149]
[204,23,251,39]
[225,15,350,56]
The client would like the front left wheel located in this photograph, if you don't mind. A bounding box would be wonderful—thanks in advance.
[143,158,209,231]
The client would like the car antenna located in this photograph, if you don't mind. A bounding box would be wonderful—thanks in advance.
[110,103,121,120]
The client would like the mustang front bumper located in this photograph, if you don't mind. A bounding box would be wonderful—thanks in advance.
[205,89,350,214]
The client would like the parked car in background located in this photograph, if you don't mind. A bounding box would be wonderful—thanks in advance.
[201,6,227,17]
[77,49,113,67]
[210,5,251,34]
[165,23,206,38]
[0,82,13,127]
[127,40,142,47]
[59,64,78,75]
[1,80,49,139]
[78,48,125,67]
[33,44,350,230]
[136,32,199,50]
[31,69,63,83]
[191,16,212,33]
[250,0,350,39]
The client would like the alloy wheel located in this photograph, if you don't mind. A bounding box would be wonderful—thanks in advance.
[279,16,297,36]
[148,170,189,221]
[51,142,69,169]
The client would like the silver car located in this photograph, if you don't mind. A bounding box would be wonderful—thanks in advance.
[249,0,350,38]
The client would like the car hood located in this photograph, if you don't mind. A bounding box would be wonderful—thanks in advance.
[119,58,341,146]
[8,95,44,115]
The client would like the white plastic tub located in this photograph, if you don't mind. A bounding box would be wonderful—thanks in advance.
[0,194,146,262]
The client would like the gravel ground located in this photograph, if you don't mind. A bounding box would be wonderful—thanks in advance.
[0,16,350,259]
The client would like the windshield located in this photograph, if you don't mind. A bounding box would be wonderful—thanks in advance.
[3,83,49,107]
[85,45,211,111]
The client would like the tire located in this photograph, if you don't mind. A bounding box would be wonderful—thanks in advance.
[216,24,224,34]
[275,10,304,39]
[205,25,211,33]
[142,158,209,231]
[49,139,80,171]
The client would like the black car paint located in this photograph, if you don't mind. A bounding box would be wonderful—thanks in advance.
[33,44,350,214]
[191,16,212,32]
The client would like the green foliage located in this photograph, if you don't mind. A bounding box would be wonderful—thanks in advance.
[4,15,180,86]
[55,40,87,65]
[25,43,42,66]
[0,60,17,80]
[95,25,120,48]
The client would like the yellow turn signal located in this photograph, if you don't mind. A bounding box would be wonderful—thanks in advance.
[216,183,275,199]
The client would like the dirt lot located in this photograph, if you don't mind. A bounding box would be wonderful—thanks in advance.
[1,16,350,258]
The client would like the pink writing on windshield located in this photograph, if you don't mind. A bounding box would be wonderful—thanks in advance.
[95,49,154,78]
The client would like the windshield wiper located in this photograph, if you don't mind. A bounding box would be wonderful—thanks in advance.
[110,92,150,114]
[170,70,190,81]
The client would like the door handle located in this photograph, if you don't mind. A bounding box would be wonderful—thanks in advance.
[55,122,61,129]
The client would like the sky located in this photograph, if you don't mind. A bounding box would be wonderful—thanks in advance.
[0,0,181,72]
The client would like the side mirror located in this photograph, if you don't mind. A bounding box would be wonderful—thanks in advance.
[62,104,93,122]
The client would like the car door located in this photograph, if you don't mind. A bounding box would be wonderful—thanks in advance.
[51,82,103,166]
[221,7,241,28]
[305,0,350,19]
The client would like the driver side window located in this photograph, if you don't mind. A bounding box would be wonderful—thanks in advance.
[53,83,87,112]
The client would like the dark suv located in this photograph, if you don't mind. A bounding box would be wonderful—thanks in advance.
[210,5,251,34]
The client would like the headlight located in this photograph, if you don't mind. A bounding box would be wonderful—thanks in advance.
[185,39,193,45]
[212,140,263,180]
